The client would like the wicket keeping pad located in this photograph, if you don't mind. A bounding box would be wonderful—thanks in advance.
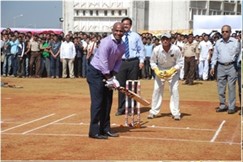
[117,87,150,106]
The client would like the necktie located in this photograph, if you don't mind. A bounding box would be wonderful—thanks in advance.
[125,33,129,59]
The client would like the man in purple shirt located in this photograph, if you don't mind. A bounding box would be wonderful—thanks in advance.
[86,22,125,139]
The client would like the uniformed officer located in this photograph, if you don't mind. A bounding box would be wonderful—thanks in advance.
[182,34,199,85]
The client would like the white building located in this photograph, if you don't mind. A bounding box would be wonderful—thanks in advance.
[62,0,133,34]
[62,0,241,34]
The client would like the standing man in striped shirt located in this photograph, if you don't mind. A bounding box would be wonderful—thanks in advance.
[87,22,125,139]
[210,25,241,114]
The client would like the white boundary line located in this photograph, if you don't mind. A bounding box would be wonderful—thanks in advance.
[229,119,241,145]
[22,114,76,135]
[2,121,216,131]
[1,117,240,145]
[2,132,240,145]
[1,113,55,133]
[146,125,216,131]
[55,122,216,131]
[210,120,226,142]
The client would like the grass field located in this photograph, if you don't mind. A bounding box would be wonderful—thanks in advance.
[1,77,242,161]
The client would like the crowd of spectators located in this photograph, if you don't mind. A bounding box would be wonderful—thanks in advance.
[1,27,241,80]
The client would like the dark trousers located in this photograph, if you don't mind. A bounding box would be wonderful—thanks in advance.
[50,56,60,77]
[29,51,41,77]
[86,64,113,136]
[17,56,25,77]
[74,57,83,77]
[11,55,18,76]
[116,59,139,113]
[144,57,152,79]
[184,56,196,84]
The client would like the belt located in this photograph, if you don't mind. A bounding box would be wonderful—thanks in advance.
[218,61,235,66]
[185,56,195,58]
[122,57,138,62]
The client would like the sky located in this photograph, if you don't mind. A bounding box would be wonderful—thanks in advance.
[1,0,62,29]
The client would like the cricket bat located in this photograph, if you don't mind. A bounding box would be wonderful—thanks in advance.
[117,87,150,106]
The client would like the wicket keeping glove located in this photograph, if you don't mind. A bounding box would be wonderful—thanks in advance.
[105,76,120,89]
[163,67,177,78]
[153,67,166,79]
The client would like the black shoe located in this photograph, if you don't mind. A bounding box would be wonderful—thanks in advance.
[89,134,108,139]
[102,131,119,137]
[216,107,228,112]
[115,112,124,116]
[182,81,189,85]
[228,109,236,114]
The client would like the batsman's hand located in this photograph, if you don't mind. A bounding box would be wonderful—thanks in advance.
[163,67,177,78]
[153,67,166,79]
[105,76,120,89]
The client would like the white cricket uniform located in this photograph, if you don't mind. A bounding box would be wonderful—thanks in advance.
[198,40,213,80]
[149,44,184,117]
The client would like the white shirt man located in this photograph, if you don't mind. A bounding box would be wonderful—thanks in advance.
[60,35,76,78]
[198,35,213,80]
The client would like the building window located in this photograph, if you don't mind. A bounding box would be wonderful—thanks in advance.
[104,10,107,16]
[125,10,127,15]
[118,10,122,16]
[96,10,99,16]
[191,8,197,19]
[90,10,93,16]
[83,10,86,16]
[111,10,115,15]
[76,10,79,16]
[202,9,206,15]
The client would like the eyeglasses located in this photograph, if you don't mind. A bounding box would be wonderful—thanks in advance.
[222,31,229,33]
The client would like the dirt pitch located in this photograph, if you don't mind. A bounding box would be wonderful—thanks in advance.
[1,77,242,161]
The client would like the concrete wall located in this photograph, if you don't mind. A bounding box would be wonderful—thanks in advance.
[63,0,133,34]
[63,1,74,33]
[62,0,241,34]
[148,0,189,32]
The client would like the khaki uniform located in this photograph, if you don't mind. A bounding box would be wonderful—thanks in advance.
[182,42,198,84]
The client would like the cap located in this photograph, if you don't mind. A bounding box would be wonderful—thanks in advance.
[161,32,171,39]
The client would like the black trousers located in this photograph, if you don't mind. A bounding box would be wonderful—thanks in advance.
[116,59,139,113]
[184,56,196,84]
[86,65,113,136]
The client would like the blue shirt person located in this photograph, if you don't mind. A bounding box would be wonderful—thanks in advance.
[9,34,20,76]
[86,22,125,139]
[115,17,145,116]
[210,25,241,114]
[144,37,154,79]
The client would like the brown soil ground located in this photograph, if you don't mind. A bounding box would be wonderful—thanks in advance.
[1,77,242,161]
